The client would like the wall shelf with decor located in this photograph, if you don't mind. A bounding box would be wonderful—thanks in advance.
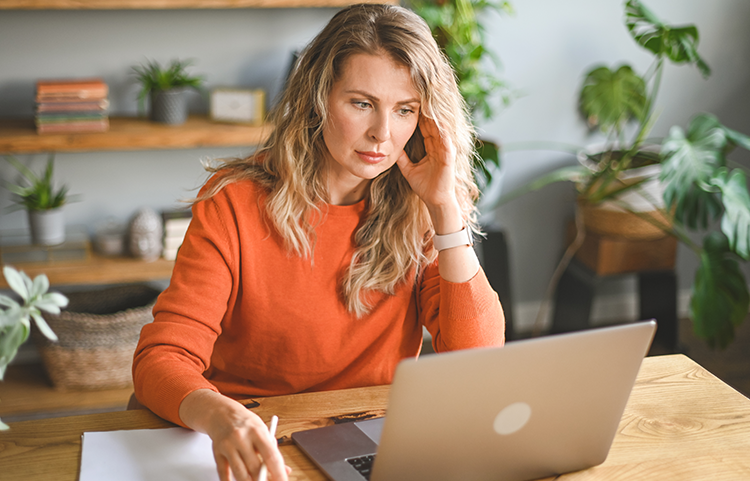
[0,116,273,154]
[0,0,393,9]
[0,116,268,286]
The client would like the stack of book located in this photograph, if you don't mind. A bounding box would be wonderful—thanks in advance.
[35,78,110,134]
[162,209,192,261]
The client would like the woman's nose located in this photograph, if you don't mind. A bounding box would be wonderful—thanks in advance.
[368,111,390,142]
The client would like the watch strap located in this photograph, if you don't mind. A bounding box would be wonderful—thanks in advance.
[433,226,473,251]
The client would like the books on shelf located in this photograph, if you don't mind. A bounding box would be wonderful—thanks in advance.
[162,209,192,261]
[35,78,110,134]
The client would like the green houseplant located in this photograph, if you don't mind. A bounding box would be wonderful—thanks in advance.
[409,0,514,184]
[0,266,67,430]
[4,154,71,246]
[502,0,750,349]
[132,58,204,125]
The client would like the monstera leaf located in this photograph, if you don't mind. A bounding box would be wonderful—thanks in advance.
[709,169,750,260]
[691,232,750,349]
[625,0,710,77]
[660,114,726,229]
[579,65,647,135]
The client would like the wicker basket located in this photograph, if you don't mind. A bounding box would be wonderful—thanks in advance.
[32,284,161,391]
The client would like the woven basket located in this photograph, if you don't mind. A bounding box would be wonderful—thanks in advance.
[32,284,161,391]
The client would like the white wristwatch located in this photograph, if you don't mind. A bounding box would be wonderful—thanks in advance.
[433,226,474,251]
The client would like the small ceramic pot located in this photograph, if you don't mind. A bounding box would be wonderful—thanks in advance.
[28,208,65,246]
[150,88,188,125]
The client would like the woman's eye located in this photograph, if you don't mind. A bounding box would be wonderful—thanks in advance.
[353,101,371,109]
[399,108,414,116]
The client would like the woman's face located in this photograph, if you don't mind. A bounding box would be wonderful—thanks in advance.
[323,52,421,205]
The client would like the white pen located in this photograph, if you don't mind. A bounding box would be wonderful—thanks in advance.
[258,415,279,481]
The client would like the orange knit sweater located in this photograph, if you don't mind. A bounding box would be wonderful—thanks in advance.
[133,179,504,426]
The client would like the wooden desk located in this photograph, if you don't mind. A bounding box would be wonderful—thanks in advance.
[2,355,749,480]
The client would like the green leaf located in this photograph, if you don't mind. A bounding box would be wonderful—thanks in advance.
[625,0,710,77]
[0,322,30,381]
[0,294,20,310]
[475,138,501,175]
[722,124,750,153]
[4,155,70,210]
[660,115,726,229]
[31,311,58,342]
[30,273,50,301]
[40,292,69,310]
[3,266,29,302]
[0,417,9,431]
[579,64,647,135]
[711,168,750,260]
[691,232,749,349]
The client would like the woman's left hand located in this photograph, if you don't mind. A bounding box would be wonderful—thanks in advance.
[396,115,460,214]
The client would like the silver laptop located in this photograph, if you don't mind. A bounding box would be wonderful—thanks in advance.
[292,320,656,481]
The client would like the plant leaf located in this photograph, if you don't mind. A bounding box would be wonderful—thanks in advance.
[30,311,58,342]
[710,168,750,260]
[579,64,647,134]
[660,115,726,229]
[40,292,69,309]
[3,266,29,302]
[722,124,750,153]
[30,273,50,301]
[0,294,20,309]
[625,0,711,77]
[0,322,30,381]
[690,232,749,349]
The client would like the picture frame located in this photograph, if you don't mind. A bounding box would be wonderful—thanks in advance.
[209,88,265,125]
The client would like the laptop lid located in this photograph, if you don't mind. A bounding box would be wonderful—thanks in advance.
[293,320,656,481]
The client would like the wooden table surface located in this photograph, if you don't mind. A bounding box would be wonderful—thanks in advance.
[1,354,749,480]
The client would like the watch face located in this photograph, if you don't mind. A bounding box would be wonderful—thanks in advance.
[210,89,265,124]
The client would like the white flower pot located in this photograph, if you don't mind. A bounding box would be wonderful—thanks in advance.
[28,208,66,246]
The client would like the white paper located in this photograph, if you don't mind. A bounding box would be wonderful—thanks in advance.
[79,427,219,481]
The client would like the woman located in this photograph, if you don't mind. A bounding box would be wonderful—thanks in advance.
[133,4,504,481]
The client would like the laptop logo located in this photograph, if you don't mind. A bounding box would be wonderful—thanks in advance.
[493,402,532,435]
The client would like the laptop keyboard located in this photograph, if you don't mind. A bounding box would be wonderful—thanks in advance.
[346,454,376,480]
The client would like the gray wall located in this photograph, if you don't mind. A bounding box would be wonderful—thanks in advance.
[2,2,750,330]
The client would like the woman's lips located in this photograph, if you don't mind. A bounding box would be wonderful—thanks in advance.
[356,151,387,164]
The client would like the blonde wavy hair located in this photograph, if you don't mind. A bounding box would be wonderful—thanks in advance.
[199,3,480,316]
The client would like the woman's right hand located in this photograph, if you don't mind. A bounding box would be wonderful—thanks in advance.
[179,389,290,481]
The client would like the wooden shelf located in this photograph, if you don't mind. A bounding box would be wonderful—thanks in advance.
[0,253,175,288]
[0,116,273,154]
[0,0,390,9]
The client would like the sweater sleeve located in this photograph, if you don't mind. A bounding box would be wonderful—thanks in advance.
[419,261,505,353]
[132,187,237,427]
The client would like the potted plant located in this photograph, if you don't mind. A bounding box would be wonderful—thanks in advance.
[499,0,750,349]
[132,58,205,125]
[0,266,67,430]
[4,154,71,246]
[409,0,514,188]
